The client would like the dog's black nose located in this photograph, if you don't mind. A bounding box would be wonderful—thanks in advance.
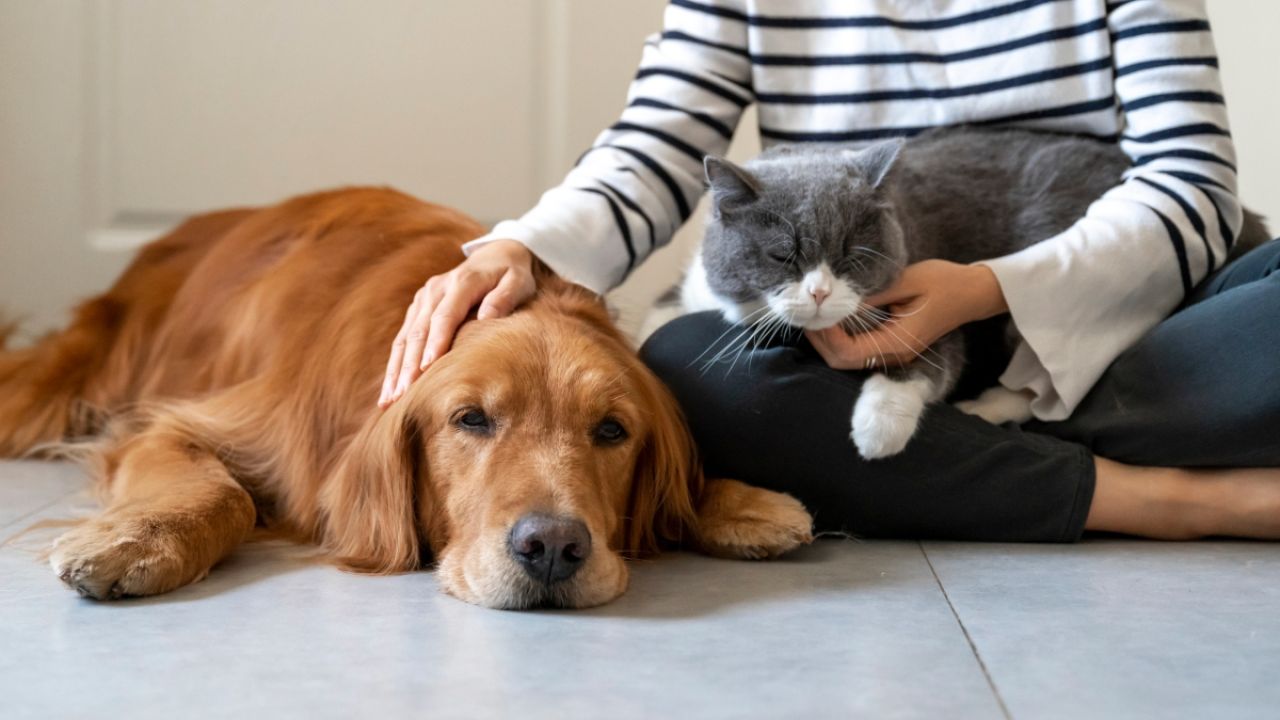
[509,513,592,584]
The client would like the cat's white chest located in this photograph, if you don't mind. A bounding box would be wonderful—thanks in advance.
[679,253,726,316]
[684,252,767,322]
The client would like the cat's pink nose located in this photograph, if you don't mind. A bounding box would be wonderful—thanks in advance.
[810,288,830,306]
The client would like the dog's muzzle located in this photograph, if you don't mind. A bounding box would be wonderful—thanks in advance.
[508,513,592,585]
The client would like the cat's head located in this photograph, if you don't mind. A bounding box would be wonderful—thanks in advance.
[700,139,906,330]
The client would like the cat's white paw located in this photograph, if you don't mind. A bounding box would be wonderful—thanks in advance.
[955,385,1034,425]
[851,374,929,460]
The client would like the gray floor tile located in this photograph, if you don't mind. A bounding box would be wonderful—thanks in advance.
[923,541,1280,720]
[0,460,88,530]
[0,463,1000,720]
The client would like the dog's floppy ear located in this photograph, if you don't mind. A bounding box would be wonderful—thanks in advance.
[320,394,427,573]
[625,368,704,556]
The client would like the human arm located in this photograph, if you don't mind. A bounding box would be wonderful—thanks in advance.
[381,0,754,406]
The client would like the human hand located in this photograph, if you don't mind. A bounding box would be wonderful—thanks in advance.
[379,239,536,407]
[805,260,1007,370]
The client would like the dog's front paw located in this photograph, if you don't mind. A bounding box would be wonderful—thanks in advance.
[955,385,1034,425]
[49,515,205,600]
[851,374,926,460]
[695,478,813,560]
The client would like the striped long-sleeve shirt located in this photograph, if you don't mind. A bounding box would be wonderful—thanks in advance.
[464,0,1241,421]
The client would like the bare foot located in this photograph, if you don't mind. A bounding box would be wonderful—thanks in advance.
[1089,458,1280,540]
[1186,466,1280,538]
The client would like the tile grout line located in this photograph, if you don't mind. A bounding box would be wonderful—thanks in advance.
[0,486,87,536]
[920,541,1013,720]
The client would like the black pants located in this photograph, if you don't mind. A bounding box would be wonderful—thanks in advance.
[641,239,1280,542]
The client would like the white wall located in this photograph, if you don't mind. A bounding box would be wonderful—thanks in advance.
[0,3,130,339]
[1208,2,1280,231]
[1,1,1275,341]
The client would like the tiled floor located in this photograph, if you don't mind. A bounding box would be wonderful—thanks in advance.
[2,461,1278,719]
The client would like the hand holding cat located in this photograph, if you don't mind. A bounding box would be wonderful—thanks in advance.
[806,260,1008,370]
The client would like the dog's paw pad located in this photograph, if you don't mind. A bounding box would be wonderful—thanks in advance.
[49,521,188,600]
[698,489,814,560]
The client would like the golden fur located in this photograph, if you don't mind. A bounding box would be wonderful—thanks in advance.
[0,187,812,608]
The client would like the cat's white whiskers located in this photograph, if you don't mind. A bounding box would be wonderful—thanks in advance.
[853,307,946,371]
[838,256,870,275]
[699,335,752,374]
[846,311,891,372]
[725,318,769,375]
[741,321,776,371]
[761,314,795,348]
[857,309,938,358]
[851,245,903,268]
[867,328,890,373]
[856,303,943,360]
[700,305,783,375]
[701,323,758,371]
[698,332,747,370]
[874,324,946,372]
[862,301,927,321]
[859,304,891,320]
[691,306,771,369]
[738,316,774,368]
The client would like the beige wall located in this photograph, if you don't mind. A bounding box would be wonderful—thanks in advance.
[1209,2,1280,231]
[0,3,130,338]
[1,1,1275,341]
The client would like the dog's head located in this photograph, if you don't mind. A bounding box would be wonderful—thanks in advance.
[320,280,702,608]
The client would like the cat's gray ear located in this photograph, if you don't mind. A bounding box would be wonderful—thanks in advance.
[704,155,759,212]
[848,138,903,188]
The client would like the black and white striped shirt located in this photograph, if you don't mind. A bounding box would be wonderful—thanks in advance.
[466,0,1240,420]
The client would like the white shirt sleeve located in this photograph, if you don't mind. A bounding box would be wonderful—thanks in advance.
[464,0,753,295]
[981,0,1241,421]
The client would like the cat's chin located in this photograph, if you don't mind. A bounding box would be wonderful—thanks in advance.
[764,275,865,333]
[764,301,860,332]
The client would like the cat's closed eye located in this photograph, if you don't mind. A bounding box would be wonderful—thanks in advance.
[765,237,797,264]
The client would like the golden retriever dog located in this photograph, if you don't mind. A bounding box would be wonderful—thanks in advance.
[0,187,812,609]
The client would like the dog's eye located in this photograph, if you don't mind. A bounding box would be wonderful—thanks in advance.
[594,418,628,444]
[454,408,492,434]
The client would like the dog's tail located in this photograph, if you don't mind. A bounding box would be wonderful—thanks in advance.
[0,299,123,458]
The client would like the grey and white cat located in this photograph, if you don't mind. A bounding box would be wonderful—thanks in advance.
[652,126,1269,460]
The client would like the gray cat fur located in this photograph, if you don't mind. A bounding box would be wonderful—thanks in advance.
[688,126,1269,453]
[702,126,1268,309]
